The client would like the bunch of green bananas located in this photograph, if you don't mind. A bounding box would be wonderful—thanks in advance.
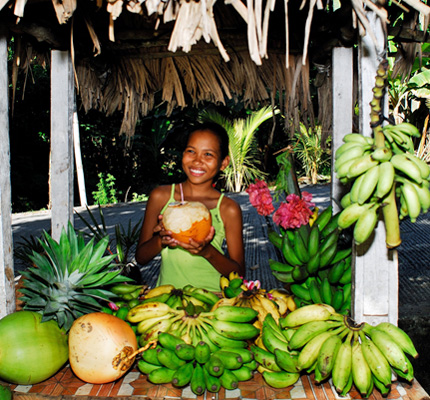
[279,304,418,397]
[335,123,430,245]
[109,283,146,304]
[139,284,220,312]
[137,329,258,394]
[268,206,353,313]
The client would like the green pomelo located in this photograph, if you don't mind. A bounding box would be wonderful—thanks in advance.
[0,311,68,385]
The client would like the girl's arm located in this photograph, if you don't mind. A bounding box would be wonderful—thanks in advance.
[135,187,171,265]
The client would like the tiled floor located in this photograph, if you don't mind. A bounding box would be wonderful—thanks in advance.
[3,364,428,400]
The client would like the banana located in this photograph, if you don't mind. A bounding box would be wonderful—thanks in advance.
[375,161,395,198]
[389,122,421,138]
[269,259,295,273]
[174,343,196,361]
[372,373,391,397]
[220,275,230,290]
[313,205,333,232]
[340,192,352,208]
[262,370,300,388]
[206,305,258,323]
[292,264,309,281]
[336,141,364,159]
[308,278,323,304]
[256,293,281,322]
[335,145,368,171]
[357,164,380,204]
[286,294,298,312]
[331,288,344,311]
[343,133,371,145]
[400,180,421,222]
[332,333,353,394]
[141,346,163,366]
[292,229,310,263]
[404,152,430,180]
[190,363,206,395]
[274,348,299,373]
[203,366,221,392]
[219,368,239,390]
[194,340,211,364]
[185,287,220,307]
[337,158,360,179]
[289,319,341,350]
[271,295,288,316]
[320,277,333,305]
[147,366,176,384]
[351,339,372,396]
[315,331,343,379]
[392,354,415,383]
[280,303,335,328]
[205,325,248,348]
[328,260,346,285]
[156,347,186,370]
[110,283,144,296]
[320,212,340,239]
[137,359,163,374]
[282,234,302,266]
[208,319,260,340]
[391,154,423,184]
[231,365,254,381]
[359,331,392,387]
[297,330,336,370]
[353,204,379,245]
[205,354,225,377]
[371,147,392,162]
[127,301,175,323]
[374,322,418,359]
[223,347,254,364]
[331,248,352,265]
[157,331,185,351]
[213,350,243,370]
[306,251,321,275]
[338,202,373,229]
[362,324,409,372]
[144,284,175,299]
[172,361,194,387]
[307,225,320,257]
[250,344,282,372]
[347,154,379,179]
[319,241,338,268]
[136,312,175,334]
[262,319,291,354]
[272,270,295,283]
[410,181,430,213]
[350,172,367,203]
[290,283,311,302]
[229,277,243,289]
[243,359,258,371]
[268,229,283,249]
[228,271,240,281]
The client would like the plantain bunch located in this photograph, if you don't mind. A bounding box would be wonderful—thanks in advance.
[265,304,419,396]
[219,272,296,329]
[267,206,353,314]
[335,61,430,248]
[137,327,258,394]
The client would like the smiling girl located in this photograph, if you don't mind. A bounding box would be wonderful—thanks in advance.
[135,122,245,292]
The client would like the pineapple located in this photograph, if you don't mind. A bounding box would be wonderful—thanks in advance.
[18,222,132,331]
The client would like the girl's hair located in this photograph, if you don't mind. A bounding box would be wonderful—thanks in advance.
[186,122,230,159]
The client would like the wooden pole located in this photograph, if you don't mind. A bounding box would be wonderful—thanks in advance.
[354,11,398,325]
[50,50,74,240]
[73,109,87,207]
[0,28,16,317]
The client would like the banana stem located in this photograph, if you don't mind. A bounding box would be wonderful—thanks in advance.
[382,183,402,248]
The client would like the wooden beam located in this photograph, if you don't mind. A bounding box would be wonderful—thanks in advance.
[331,46,354,214]
[50,50,74,240]
[354,11,398,326]
[0,28,16,317]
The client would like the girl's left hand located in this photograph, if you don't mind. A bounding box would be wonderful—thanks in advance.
[173,226,215,256]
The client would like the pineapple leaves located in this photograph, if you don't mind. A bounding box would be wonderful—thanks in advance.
[80,270,123,287]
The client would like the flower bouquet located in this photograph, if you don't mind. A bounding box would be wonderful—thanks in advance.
[246,179,353,313]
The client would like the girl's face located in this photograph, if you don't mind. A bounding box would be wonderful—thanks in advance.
[182,130,230,185]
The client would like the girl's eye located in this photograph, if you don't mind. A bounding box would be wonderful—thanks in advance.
[205,152,214,157]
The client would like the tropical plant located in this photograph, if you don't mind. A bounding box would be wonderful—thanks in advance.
[92,173,119,205]
[292,123,331,185]
[18,223,132,331]
[200,106,278,192]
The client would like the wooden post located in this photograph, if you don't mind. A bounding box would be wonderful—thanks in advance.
[73,110,87,207]
[354,11,398,325]
[0,29,16,317]
[331,47,354,214]
[50,50,74,240]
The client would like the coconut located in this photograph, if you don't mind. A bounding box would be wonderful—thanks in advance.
[163,201,212,242]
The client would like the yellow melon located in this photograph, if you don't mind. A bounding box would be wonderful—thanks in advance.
[163,201,212,243]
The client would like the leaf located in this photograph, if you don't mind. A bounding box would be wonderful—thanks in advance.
[409,69,430,88]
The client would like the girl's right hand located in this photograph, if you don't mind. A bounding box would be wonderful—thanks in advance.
[155,215,176,247]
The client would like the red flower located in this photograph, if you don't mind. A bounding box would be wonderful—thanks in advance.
[273,193,315,229]
[246,180,275,216]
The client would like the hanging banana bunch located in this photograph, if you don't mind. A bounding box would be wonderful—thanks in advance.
[335,60,430,248]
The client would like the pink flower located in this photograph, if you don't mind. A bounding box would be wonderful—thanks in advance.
[246,180,275,216]
[273,193,315,229]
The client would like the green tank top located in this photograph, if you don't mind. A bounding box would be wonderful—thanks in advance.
[156,184,225,292]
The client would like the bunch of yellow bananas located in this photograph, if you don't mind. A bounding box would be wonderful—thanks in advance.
[277,304,418,396]
[219,273,296,329]
[137,331,258,395]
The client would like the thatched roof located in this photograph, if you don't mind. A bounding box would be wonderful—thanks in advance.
[1,0,430,140]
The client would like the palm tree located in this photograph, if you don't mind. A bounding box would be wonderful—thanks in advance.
[200,106,278,192]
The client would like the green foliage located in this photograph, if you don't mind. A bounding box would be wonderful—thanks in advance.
[92,173,118,205]
[200,106,277,192]
[292,123,331,185]
[131,192,148,202]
